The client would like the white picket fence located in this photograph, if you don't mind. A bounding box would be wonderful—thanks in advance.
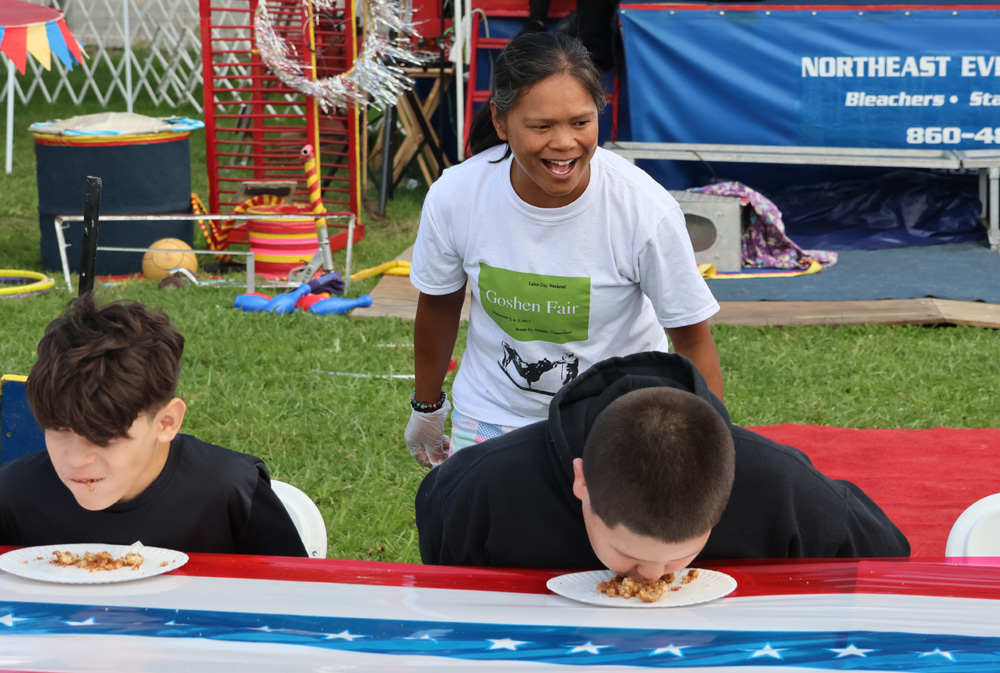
[2,0,212,112]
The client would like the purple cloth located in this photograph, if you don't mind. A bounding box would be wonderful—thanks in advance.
[691,182,837,269]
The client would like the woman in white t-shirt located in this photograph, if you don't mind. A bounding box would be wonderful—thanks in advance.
[405,32,723,467]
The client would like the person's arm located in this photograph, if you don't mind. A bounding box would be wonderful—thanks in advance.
[834,481,911,558]
[414,287,465,404]
[665,320,724,400]
[407,287,466,467]
[415,457,492,566]
[235,469,309,558]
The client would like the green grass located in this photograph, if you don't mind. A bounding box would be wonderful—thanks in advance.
[2,92,999,563]
[715,324,1000,428]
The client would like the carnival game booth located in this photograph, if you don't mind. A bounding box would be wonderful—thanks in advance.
[613,0,1000,251]
[199,0,365,257]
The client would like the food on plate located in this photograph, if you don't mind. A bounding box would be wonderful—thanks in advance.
[596,573,673,602]
[49,550,144,572]
[596,569,699,602]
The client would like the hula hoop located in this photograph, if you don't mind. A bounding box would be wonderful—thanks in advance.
[220,194,288,265]
[0,270,56,298]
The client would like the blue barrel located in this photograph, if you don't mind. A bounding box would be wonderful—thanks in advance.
[32,114,201,276]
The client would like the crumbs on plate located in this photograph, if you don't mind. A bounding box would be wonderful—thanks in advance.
[50,550,144,572]
[596,569,700,603]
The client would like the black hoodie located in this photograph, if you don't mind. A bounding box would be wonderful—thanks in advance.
[416,352,909,567]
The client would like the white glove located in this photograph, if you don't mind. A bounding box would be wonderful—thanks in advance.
[405,397,451,467]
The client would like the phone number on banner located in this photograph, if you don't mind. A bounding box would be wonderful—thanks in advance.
[907,127,1000,144]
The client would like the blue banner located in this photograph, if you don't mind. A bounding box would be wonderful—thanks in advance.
[619,6,1000,150]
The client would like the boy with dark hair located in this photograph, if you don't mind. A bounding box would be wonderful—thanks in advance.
[0,294,307,557]
[581,388,734,542]
[416,352,908,577]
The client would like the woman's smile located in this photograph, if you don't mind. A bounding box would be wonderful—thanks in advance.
[543,158,577,176]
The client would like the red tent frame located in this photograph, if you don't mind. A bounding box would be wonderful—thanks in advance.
[199,0,363,249]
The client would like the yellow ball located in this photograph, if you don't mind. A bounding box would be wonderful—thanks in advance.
[142,238,197,281]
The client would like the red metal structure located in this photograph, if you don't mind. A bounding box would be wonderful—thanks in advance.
[459,0,620,151]
[199,0,363,248]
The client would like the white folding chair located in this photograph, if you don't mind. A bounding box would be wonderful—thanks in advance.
[945,493,1000,557]
[271,480,328,559]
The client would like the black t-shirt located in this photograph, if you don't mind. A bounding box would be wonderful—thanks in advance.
[0,433,308,557]
[416,352,910,567]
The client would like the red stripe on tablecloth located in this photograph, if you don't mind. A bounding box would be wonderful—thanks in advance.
[1,547,997,599]
[172,554,1000,601]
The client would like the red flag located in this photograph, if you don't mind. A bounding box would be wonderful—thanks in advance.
[55,16,83,64]
[1,24,28,74]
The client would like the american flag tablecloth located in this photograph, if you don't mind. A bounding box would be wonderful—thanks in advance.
[1,552,999,672]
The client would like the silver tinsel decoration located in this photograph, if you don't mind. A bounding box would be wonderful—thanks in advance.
[253,0,422,112]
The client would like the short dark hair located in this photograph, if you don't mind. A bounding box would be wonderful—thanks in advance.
[582,387,735,542]
[26,293,185,446]
[467,31,607,157]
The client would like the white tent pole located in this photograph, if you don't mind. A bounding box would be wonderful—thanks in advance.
[123,0,133,112]
[5,57,14,174]
[451,0,466,161]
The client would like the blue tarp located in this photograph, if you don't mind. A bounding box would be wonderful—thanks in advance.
[770,170,984,250]
[705,241,1000,303]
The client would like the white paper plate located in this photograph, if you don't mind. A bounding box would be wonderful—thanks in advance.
[0,544,188,584]
[547,568,736,608]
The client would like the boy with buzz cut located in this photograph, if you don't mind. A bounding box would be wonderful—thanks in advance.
[0,294,308,557]
[416,352,909,577]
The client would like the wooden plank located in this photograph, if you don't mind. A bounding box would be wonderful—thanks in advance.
[931,298,1000,329]
[353,281,1000,328]
[713,299,1000,328]
[349,247,472,322]
[711,299,947,327]
[348,273,472,321]
[350,249,1000,328]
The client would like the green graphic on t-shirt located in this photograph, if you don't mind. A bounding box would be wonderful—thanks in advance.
[478,264,590,343]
